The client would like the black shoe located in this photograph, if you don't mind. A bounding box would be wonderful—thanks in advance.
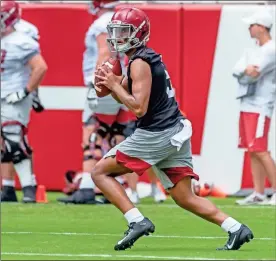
[1,186,18,202]
[114,217,155,251]
[57,189,98,204]
[22,186,36,203]
[217,224,254,250]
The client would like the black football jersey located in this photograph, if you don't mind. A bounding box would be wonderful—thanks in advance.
[127,47,184,131]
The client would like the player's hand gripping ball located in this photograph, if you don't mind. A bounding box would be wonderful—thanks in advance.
[94,58,122,97]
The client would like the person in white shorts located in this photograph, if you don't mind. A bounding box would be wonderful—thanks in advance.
[233,8,276,206]
[1,6,45,200]
[1,0,47,203]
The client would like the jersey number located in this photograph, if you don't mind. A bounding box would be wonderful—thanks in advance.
[1,50,7,73]
[165,69,175,98]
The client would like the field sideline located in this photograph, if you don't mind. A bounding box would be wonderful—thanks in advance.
[1,192,275,260]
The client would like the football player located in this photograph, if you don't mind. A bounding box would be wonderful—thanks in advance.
[1,0,47,203]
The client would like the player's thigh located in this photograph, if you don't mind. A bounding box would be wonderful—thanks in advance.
[103,128,170,176]
[1,96,32,126]
[103,122,188,177]
[92,156,132,179]
[155,139,199,190]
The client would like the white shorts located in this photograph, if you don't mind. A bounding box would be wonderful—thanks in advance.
[1,95,33,127]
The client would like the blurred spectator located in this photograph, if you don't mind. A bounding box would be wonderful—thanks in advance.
[232,8,276,205]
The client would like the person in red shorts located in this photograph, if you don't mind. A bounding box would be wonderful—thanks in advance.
[233,8,276,205]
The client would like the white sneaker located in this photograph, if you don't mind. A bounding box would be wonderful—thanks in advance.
[153,188,167,203]
[236,192,268,205]
[268,193,276,206]
[128,191,140,204]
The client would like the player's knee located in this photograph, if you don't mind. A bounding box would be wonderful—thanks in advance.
[97,121,111,139]
[91,161,105,181]
[169,177,197,205]
[1,124,32,164]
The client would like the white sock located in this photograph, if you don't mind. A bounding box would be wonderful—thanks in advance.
[124,208,144,224]
[221,217,242,233]
[255,192,265,199]
[14,159,33,188]
[3,179,15,187]
[79,172,95,190]
[32,174,37,186]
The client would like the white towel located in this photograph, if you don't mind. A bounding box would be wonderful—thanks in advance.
[256,111,266,138]
[170,119,192,151]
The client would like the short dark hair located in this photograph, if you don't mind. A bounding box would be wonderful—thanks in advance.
[265,27,271,33]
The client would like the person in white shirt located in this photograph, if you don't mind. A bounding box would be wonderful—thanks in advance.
[233,9,276,205]
[1,1,47,203]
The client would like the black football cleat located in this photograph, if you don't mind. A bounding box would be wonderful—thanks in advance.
[22,186,36,203]
[1,186,18,202]
[217,224,254,250]
[114,217,155,251]
[57,189,99,204]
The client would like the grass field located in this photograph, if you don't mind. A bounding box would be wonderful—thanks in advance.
[1,192,275,260]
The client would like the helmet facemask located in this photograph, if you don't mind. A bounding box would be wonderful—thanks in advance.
[107,20,148,53]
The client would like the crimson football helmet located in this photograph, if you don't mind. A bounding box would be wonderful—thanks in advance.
[88,0,119,15]
[1,1,20,34]
[107,7,150,53]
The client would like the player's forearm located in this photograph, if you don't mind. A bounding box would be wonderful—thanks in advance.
[111,92,123,104]
[26,65,47,92]
[112,83,143,117]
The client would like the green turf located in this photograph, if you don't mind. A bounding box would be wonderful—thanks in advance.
[1,192,275,260]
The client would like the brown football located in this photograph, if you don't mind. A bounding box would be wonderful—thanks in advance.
[94,57,122,98]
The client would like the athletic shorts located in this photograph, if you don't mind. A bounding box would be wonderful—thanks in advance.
[238,112,271,152]
[1,95,33,129]
[104,120,199,190]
